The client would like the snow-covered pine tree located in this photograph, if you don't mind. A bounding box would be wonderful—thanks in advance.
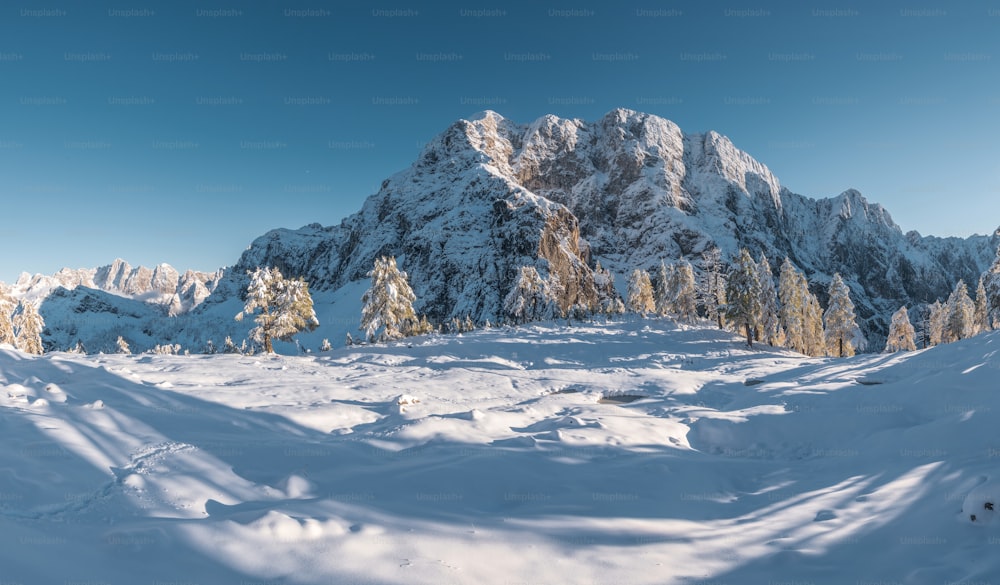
[928,300,946,346]
[778,258,807,354]
[415,314,434,335]
[975,278,990,334]
[223,336,240,354]
[320,338,332,352]
[593,262,624,316]
[823,273,858,358]
[885,306,917,352]
[804,292,826,357]
[12,301,44,355]
[236,266,319,352]
[945,280,975,343]
[345,332,355,347]
[116,336,131,355]
[504,266,549,325]
[757,254,782,346]
[984,247,1000,328]
[672,259,698,323]
[654,261,674,316]
[626,269,655,316]
[0,286,15,346]
[360,256,417,343]
[699,247,727,329]
[724,249,762,348]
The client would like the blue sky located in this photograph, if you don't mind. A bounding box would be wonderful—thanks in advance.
[2,1,998,282]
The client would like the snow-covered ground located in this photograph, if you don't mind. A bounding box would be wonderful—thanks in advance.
[2,319,999,584]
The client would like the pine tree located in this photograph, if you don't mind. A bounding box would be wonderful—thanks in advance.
[415,314,434,335]
[984,247,1000,328]
[824,273,858,357]
[12,301,44,355]
[673,259,698,323]
[885,306,917,352]
[223,336,240,354]
[778,258,807,354]
[0,286,15,346]
[345,332,355,347]
[626,269,655,316]
[504,266,550,325]
[320,338,332,352]
[700,247,728,329]
[928,300,946,346]
[654,261,674,316]
[974,278,990,334]
[757,254,782,346]
[804,292,826,357]
[360,256,417,342]
[724,249,762,348]
[116,336,131,355]
[593,262,624,316]
[945,280,975,342]
[236,267,319,352]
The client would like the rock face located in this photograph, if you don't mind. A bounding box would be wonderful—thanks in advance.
[222,109,996,348]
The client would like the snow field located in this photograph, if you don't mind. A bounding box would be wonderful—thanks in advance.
[2,320,1000,583]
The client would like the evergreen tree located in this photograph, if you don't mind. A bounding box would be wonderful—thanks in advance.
[724,249,762,348]
[824,273,858,357]
[804,292,826,357]
[223,336,240,354]
[927,300,946,346]
[593,262,624,316]
[0,286,15,346]
[984,247,1000,328]
[360,256,417,342]
[504,266,550,325]
[945,280,975,342]
[12,301,44,355]
[116,335,131,355]
[778,258,807,354]
[672,259,699,323]
[757,254,782,346]
[320,338,332,352]
[885,306,917,352]
[654,261,674,316]
[237,267,319,352]
[975,278,990,334]
[415,314,434,335]
[345,332,355,347]
[700,247,727,329]
[626,269,655,316]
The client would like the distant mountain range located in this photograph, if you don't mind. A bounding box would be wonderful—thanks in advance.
[8,109,998,352]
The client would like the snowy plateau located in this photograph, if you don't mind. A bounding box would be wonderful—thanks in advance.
[5,108,999,354]
[2,320,1000,584]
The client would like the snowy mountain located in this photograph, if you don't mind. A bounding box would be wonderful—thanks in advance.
[223,109,999,348]
[9,258,222,316]
[4,320,1000,583]
[12,109,998,352]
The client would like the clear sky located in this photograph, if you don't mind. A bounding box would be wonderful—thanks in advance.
[2,0,999,283]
